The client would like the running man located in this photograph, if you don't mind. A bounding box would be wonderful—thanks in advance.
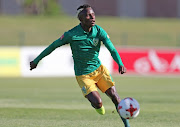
[30,4,130,127]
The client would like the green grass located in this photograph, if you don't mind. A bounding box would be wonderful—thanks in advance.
[0,16,180,47]
[0,77,180,127]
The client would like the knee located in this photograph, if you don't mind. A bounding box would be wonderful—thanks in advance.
[86,92,103,109]
[106,87,116,98]
[92,98,102,109]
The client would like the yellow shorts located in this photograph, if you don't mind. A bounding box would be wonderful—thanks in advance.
[76,65,115,97]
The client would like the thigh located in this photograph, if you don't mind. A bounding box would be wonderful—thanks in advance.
[96,65,115,93]
[76,75,98,97]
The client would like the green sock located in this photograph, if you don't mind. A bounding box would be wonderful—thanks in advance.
[120,116,130,127]
[115,104,130,127]
[95,105,105,115]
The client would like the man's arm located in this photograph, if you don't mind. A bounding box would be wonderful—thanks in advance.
[103,40,126,74]
[30,32,70,70]
[98,26,126,74]
[30,39,60,70]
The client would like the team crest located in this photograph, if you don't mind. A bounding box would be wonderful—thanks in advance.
[93,38,99,46]
[82,86,87,94]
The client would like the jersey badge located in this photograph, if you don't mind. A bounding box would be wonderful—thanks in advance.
[82,86,87,94]
[93,38,99,46]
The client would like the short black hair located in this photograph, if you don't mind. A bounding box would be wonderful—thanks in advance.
[77,4,91,11]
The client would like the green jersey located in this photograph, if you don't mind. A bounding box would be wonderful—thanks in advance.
[33,24,123,76]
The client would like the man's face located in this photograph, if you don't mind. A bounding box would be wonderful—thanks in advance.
[79,7,95,27]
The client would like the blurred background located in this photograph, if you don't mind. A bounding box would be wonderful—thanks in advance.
[0,0,180,77]
[0,1,180,127]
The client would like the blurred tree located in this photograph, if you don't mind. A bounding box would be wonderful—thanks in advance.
[23,0,61,15]
[24,0,39,14]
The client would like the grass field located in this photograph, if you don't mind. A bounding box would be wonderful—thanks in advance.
[0,16,180,47]
[0,15,180,127]
[0,77,180,127]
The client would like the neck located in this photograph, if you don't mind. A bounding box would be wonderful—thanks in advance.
[80,23,92,32]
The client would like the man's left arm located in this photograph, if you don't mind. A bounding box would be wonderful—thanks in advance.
[99,27,126,74]
[103,39,126,74]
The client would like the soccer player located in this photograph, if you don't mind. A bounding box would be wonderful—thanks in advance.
[30,4,130,127]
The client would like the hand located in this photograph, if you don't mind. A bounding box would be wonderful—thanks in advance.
[119,65,126,74]
[30,61,37,71]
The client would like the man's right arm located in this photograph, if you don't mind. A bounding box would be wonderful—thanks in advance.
[30,32,70,70]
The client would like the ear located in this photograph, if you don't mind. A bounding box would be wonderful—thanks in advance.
[78,13,83,22]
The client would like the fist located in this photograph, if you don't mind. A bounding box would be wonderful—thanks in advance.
[30,61,37,70]
[119,65,126,74]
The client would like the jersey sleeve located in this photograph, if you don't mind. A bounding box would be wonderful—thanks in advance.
[33,32,71,65]
[99,27,124,66]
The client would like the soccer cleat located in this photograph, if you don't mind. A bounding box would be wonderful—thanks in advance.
[95,106,105,115]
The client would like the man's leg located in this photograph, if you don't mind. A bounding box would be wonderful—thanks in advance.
[85,91,105,115]
[105,86,130,127]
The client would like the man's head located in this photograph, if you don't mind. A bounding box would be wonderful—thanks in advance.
[77,4,95,27]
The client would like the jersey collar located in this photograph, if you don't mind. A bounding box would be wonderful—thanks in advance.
[78,24,95,36]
